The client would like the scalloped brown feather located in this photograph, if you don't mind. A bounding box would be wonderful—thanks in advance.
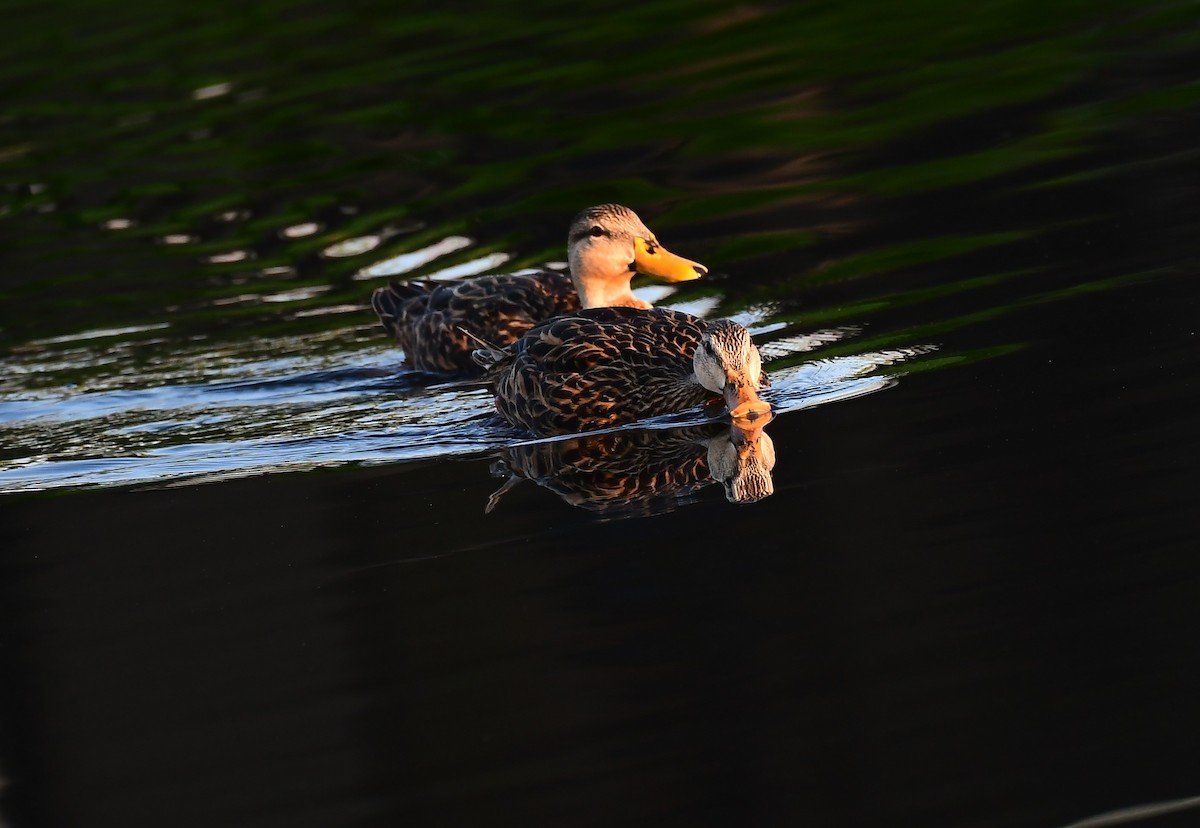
[371,270,581,374]
[484,306,721,436]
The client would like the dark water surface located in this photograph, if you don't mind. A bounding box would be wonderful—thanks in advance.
[3,2,1200,826]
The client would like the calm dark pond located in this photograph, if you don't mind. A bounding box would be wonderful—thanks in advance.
[3,2,1200,826]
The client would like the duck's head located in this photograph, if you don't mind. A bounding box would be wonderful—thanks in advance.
[567,204,707,308]
[693,319,772,423]
[708,418,776,503]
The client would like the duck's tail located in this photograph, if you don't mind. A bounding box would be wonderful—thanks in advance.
[371,280,435,337]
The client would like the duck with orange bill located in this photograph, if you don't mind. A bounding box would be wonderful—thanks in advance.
[370,204,706,374]
[472,306,771,437]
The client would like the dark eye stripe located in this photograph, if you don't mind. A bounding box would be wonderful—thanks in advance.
[570,227,610,244]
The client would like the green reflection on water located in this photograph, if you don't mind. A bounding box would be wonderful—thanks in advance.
[0,0,1195,389]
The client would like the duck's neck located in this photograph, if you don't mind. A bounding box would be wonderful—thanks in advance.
[573,270,650,310]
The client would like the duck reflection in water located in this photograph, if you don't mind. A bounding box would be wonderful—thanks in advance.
[486,413,776,518]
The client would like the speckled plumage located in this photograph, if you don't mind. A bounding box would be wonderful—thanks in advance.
[371,270,581,374]
[478,307,769,436]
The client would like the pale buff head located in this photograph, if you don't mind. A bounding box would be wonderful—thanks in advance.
[566,204,707,309]
[692,319,770,423]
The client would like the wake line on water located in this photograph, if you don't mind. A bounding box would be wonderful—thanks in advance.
[0,338,931,492]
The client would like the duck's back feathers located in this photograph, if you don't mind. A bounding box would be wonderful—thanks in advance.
[371,280,435,339]
[484,307,715,435]
[372,270,581,374]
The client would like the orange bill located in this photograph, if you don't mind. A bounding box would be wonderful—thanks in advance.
[726,385,771,423]
[633,236,708,282]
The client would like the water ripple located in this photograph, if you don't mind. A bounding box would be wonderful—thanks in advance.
[0,325,925,492]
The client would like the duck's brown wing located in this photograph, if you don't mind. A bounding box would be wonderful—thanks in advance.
[491,307,712,435]
[372,270,580,374]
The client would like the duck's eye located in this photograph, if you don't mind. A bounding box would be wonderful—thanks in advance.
[589,225,605,237]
